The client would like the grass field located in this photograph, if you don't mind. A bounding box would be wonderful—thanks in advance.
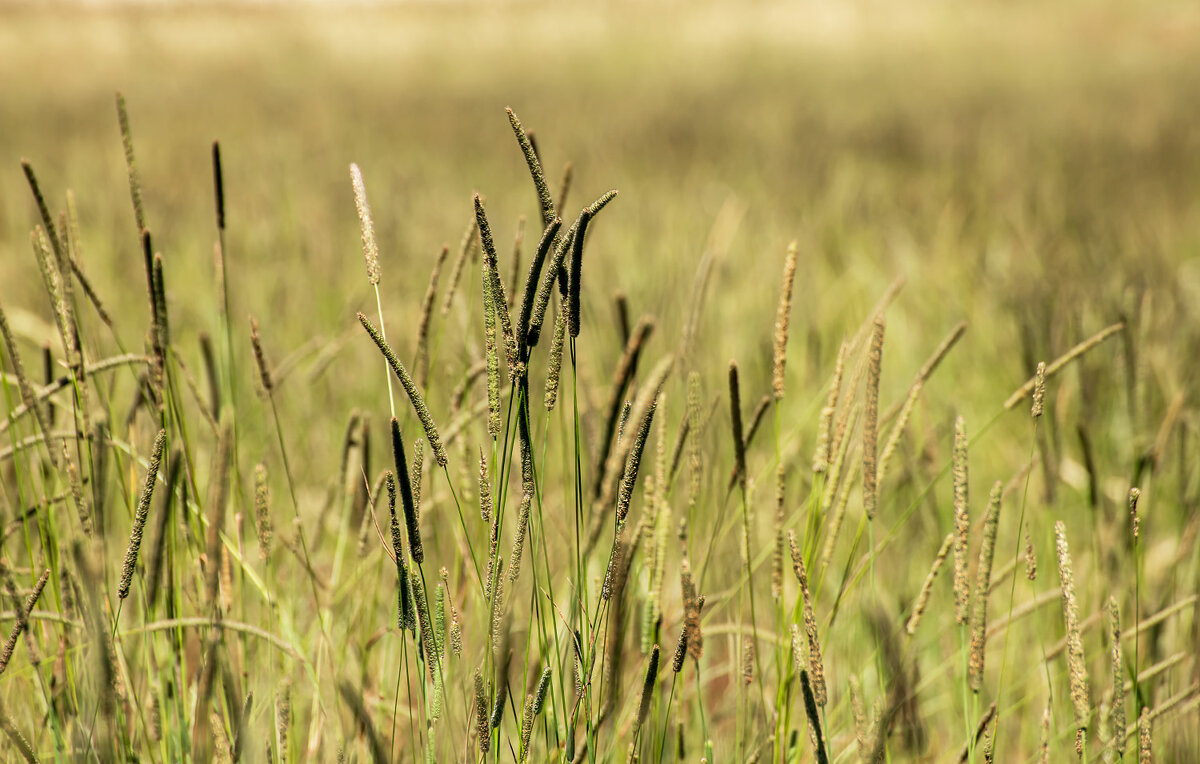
[2,2,1199,762]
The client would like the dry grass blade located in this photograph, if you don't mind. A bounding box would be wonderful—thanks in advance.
[338,680,391,764]
[1003,323,1125,409]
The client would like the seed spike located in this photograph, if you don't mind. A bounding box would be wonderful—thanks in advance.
[506,107,557,229]
[772,240,798,400]
[390,418,422,564]
[358,313,446,466]
[968,481,1002,691]
[953,415,971,625]
[119,428,167,599]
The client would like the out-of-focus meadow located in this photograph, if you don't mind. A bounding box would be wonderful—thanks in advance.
[1,1,1199,761]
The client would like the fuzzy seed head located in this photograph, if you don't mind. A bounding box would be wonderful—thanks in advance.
[772,241,798,400]
[1109,596,1127,754]
[862,316,884,520]
[1025,527,1038,581]
[119,428,167,599]
[968,481,1002,692]
[813,341,846,474]
[953,415,971,625]
[533,667,552,715]
[681,559,703,660]
[1055,521,1091,733]
[350,164,380,286]
[906,532,954,636]
[478,448,492,524]
[1138,707,1151,762]
[1129,487,1141,541]
[636,645,661,730]
[254,463,271,562]
[1032,361,1047,418]
[544,302,567,410]
[474,670,490,754]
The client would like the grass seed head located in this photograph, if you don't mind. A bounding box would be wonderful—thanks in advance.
[1032,360,1047,418]
[862,315,884,520]
[953,415,971,625]
[359,313,447,465]
[772,240,798,400]
[906,532,954,636]
[1129,487,1141,541]
[349,163,380,286]
[968,480,1002,692]
[254,462,271,562]
[813,341,847,474]
[1055,520,1091,734]
[1109,596,1126,756]
[119,428,166,600]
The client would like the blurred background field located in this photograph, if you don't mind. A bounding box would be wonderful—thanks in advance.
[2,0,1200,760]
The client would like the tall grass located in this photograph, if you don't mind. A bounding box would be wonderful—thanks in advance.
[2,9,1200,760]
